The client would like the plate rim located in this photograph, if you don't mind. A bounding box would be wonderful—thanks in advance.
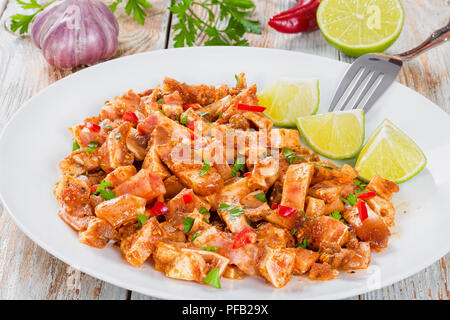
[0,46,449,300]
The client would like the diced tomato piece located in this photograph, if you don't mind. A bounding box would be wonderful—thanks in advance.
[86,122,101,133]
[188,120,196,131]
[91,184,99,194]
[356,191,376,200]
[150,201,169,216]
[271,203,278,210]
[232,228,257,249]
[190,133,197,141]
[183,192,193,204]
[244,172,251,177]
[356,200,368,222]
[277,205,296,217]
[237,104,266,112]
[123,111,138,124]
[183,103,201,110]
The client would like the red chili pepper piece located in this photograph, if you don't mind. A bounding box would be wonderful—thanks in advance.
[357,192,376,200]
[269,0,320,34]
[150,201,169,216]
[183,103,201,110]
[244,172,251,177]
[277,205,297,217]
[86,122,101,133]
[123,111,138,124]
[183,192,193,204]
[271,203,278,210]
[188,120,196,131]
[232,228,257,249]
[356,200,368,222]
[91,184,99,194]
[237,104,267,112]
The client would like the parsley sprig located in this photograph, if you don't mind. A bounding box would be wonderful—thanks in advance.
[9,0,57,34]
[282,148,305,165]
[169,0,261,48]
[231,157,245,177]
[109,0,152,25]
[218,203,244,219]
[93,180,116,200]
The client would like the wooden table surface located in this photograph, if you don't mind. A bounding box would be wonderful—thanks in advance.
[0,0,448,300]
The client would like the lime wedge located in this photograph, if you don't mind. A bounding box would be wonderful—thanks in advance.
[356,119,426,183]
[258,78,319,127]
[296,109,365,159]
[317,0,404,57]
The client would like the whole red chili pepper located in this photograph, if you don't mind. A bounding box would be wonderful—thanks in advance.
[269,0,321,34]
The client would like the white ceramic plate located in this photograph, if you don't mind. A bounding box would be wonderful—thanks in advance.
[0,47,449,300]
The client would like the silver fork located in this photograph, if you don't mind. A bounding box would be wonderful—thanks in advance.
[329,19,449,113]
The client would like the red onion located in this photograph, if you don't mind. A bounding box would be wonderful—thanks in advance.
[30,0,119,69]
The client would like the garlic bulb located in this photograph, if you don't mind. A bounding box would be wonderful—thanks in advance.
[30,0,119,69]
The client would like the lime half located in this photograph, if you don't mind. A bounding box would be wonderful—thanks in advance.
[258,78,319,127]
[317,0,404,57]
[296,109,365,159]
[356,119,426,183]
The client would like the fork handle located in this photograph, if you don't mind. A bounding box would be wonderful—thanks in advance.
[394,19,450,61]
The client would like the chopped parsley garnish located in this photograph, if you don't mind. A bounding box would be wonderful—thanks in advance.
[282,147,305,164]
[175,113,180,122]
[157,98,163,104]
[93,180,116,200]
[191,231,201,243]
[290,228,297,235]
[330,210,344,222]
[312,162,334,169]
[354,179,367,190]
[115,133,122,140]
[253,193,267,202]
[340,193,358,206]
[103,125,112,130]
[202,245,218,252]
[231,157,245,177]
[85,141,99,153]
[199,158,210,176]
[197,111,209,117]
[199,207,209,215]
[203,218,210,224]
[297,238,308,249]
[218,111,223,119]
[235,74,240,86]
[202,268,221,289]
[158,109,165,116]
[137,214,148,228]
[218,203,245,220]
[183,217,195,233]
[72,141,80,151]
[180,113,188,125]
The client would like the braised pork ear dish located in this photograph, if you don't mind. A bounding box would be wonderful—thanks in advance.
[54,74,399,288]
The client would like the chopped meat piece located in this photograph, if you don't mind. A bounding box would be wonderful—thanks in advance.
[244,203,272,222]
[163,175,185,199]
[104,165,136,187]
[366,195,396,227]
[281,163,314,211]
[59,149,101,176]
[269,128,302,150]
[223,265,246,280]
[164,251,208,282]
[100,90,142,121]
[248,157,280,191]
[256,223,295,248]
[126,128,149,161]
[99,122,134,172]
[308,216,349,250]
[120,217,166,266]
[95,194,146,228]
[114,169,166,202]
[79,217,118,248]
[257,247,296,288]
[292,247,319,275]
[366,175,399,200]
[308,262,338,281]
[166,189,211,224]
[242,111,273,131]
[305,196,326,218]
[54,175,93,231]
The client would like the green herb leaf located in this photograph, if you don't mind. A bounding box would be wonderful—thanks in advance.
[199,158,210,176]
[312,162,335,169]
[115,133,122,140]
[231,157,245,177]
[202,267,221,289]
[330,210,344,222]
[103,125,112,130]
[158,109,165,115]
[72,141,80,151]
[183,217,195,233]
[180,113,188,125]
[218,203,244,219]
[218,111,223,119]
[9,0,57,34]
[282,147,305,164]
[157,97,164,104]
[290,228,297,235]
[191,230,201,242]
[297,238,308,249]
[110,0,152,25]
[197,111,209,117]
[175,113,180,122]
[235,74,240,86]
[93,180,116,200]
[202,245,218,252]
[137,214,148,228]
[253,192,267,202]
[340,193,357,206]
[85,141,99,153]
[199,206,209,215]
